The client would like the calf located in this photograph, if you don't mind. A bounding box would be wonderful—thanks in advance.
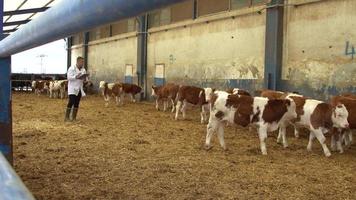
[206,91,297,155]
[330,96,356,153]
[83,81,94,95]
[119,83,142,104]
[278,97,349,157]
[99,81,122,106]
[151,83,179,112]
[49,80,67,99]
[32,80,50,96]
[175,85,209,124]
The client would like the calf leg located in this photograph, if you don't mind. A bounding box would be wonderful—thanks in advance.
[258,126,268,155]
[115,96,120,106]
[217,123,226,150]
[155,99,160,110]
[181,101,187,120]
[277,122,289,148]
[175,101,182,120]
[170,99,175,113]
[313,129,331,157]
[131,93,136,102]
[336,133,344,154]
[294,125,300,138]
[307,131,315,152]
[205,117,219,150]
[200,105,207,124]
[331,134,337,152]
[163,100,168,112]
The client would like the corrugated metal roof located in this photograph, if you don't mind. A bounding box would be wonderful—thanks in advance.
[3,0,58,34]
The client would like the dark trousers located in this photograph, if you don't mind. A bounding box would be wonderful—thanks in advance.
[67,91,82,109]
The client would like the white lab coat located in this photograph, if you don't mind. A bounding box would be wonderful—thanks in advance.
[67,65,87,96]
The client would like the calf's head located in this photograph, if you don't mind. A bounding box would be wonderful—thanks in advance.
[332,104,349,129]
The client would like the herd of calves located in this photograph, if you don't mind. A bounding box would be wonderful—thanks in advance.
[100,81,355,157]
[33,79,355,157]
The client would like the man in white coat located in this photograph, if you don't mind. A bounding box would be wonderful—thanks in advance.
[65,56,88,121]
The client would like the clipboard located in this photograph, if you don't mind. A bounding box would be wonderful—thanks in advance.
[77,73,89,79]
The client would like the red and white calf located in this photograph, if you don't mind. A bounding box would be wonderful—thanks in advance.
[151,83,179,112]
[99,81,122,106]
[278,96,349,156]
[49,80,67,99]
[99,81,142,106]
[206,91,297,155]
[330,96,356,153]
[175,85,209,124]
[32,80,50,95]
[120,83,142,104]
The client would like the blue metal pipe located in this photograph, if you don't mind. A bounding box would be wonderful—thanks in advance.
[0,0,185,57]
[0,153,35,200]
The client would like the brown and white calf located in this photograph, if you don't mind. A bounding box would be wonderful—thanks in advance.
[100,81,142,106]
[49,80,67,99]
[205,91,297,155]
[151,83,179,112]
[119,83,142,104]
[99,81,122,106]
[330,96,356,153]
[32,80,50,95]
[175,85,209,124]
[278,96,349,156]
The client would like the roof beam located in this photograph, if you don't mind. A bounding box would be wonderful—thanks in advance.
[3,7,49,16]
[3,20,31,27]
[3,29,17,34]
[0,0,185,57]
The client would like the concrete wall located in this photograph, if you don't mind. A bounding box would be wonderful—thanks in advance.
[86,34,138,87]
[70,0,356,100]
[147,10,266,93]
[282,0,356,99]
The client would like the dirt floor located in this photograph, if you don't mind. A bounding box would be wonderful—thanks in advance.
[12,92,356,200]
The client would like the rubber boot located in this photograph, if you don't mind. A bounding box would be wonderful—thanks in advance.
[64,108,71,122]
[71,108,78,121]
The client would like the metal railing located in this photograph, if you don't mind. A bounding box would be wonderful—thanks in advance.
[0,153,35,200]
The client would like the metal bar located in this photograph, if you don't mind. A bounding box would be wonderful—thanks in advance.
[137,14,148,100]
[0,0,185,58]
[193,0,198,19]
[4,7,49,16]
[4,0,28,23]
[0,56,12,164]
[264,0,284,90]
[0,0,13,164]
[67,37,72,69]
[0,153,35,200]
[3,19,31,27]
[83,32,89,70]
[3,29,17,34]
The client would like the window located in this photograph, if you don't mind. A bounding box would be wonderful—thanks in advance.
[148,8,171,28]
[112,20,128,36]
[155,64,165,79]
[154,64,165,86]
[171,0,194,23]
[197,0,229,17]
[89,25,110,41]
[230,0,251,10]
[72,33,83,45]
[125,64,134,83]
[231,0,267,10]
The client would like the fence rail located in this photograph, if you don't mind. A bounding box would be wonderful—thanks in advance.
[0,153,35,200]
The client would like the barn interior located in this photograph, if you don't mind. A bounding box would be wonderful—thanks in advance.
[1,0,356,199]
